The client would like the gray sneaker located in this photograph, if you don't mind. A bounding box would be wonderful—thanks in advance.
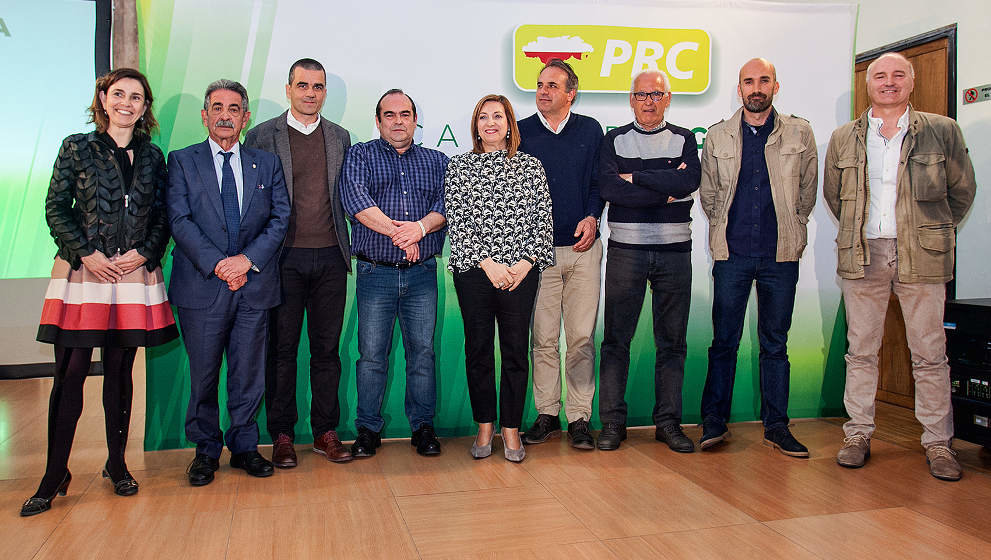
[836,434,870,468]
[925,445,962,481]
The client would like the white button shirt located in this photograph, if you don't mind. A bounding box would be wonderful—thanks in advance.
[208,137,244,210]
[536,109,571,134]
[865,107,909,239]
[287,110,320,135]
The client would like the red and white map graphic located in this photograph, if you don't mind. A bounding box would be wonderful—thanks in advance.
[522,35,594,63]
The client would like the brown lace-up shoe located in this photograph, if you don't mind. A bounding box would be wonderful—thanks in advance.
[314,430,353,463]
[836,434,870,468]
[271,433,297,468]
[926,444,962,481]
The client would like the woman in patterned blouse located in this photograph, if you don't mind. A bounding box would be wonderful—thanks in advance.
[444,94,554,463]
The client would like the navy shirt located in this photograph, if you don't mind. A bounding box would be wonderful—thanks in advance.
[727,111,777,257]
[340,139,448,262]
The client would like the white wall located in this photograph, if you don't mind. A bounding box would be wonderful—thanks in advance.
[777,0,991,298]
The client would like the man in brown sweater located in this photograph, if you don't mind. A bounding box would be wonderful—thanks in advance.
[244,58,353,467]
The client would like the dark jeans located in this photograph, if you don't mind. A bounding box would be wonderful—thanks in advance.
[598,247,691,427]
[700,255,798,430]
[354,257,438,433]
[265,247,347,440]
[453,267,539,429]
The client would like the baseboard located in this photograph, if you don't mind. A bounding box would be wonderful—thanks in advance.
[0,362,104,379]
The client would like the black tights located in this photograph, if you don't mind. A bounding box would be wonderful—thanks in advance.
[34,345,137,498]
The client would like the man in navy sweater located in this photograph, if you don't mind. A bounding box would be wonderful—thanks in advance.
[596,70,701,452]
[517,59,604,450]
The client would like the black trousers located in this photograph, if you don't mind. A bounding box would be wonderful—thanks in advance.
[35,345,136,498]
[453,267,539,429]
[265,247,348,440]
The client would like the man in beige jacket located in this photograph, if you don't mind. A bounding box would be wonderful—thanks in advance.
[698,58,818,457]
[823,52,976,480]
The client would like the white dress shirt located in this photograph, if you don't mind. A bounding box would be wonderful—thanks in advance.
[287,110,320,135]
[865,107,909,239]
[536,109,571,134]
[208,137,244,210]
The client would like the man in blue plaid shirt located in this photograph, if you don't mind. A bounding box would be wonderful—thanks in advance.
[340,89,449,457]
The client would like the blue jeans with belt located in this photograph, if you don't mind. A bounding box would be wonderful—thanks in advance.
[354,256,438,433]
[700,255,798,430]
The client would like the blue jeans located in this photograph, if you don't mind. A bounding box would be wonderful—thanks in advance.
[700,255,798,430]
[354,257,438,433]
[598,247,691,427]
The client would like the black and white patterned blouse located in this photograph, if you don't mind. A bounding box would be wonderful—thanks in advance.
[444,150,554,273]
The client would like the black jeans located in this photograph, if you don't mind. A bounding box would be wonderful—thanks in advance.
[453,267,539,429]
[598,247,691,427]
[265,247,348,440]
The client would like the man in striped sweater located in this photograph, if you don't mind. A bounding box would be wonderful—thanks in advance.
[596,70,701,453]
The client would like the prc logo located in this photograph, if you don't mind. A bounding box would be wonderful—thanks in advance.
[514,25,711,94]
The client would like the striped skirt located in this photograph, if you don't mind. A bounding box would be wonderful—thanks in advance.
[37,257,179,348]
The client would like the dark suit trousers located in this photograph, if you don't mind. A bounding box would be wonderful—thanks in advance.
[265,247,347,440]
[179,289,267,458]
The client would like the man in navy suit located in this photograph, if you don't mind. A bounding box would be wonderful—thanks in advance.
[167,79,290,486]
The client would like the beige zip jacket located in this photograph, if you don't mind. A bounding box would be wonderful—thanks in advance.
[699,107,818,262]
[823,106,976,283]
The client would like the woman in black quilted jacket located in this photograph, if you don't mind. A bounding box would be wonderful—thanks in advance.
[21,68,178,517]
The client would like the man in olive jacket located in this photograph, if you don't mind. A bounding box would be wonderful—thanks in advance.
[698,58,818,457]
[823,52,976,480]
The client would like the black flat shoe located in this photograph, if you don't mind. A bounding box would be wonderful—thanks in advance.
[20,471,71,517]
[102,462,139,496]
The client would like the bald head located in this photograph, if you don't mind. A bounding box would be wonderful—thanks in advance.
[865,52,914,83]
[739,58,776,84]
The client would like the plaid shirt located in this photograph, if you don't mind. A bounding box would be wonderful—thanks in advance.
[340,139,448,262]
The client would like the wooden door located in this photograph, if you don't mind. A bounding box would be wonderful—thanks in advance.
[853,33,953,408]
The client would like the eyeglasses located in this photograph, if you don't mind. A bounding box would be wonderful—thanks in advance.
[632,91,668,102]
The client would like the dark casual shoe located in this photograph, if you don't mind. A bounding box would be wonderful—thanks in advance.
[102,461,139,496]
[187,453,219,486]
[271,433,298,468]
[314,430,353,463]
[926,444,962,481]
[351,426,382,458]
[597,423,627,451]
[568,419,595,450]
[411,424,442,456]
[230,451,275,477]
[699,419,729,450]
[523,414,561,444]
[836,434,870,468]
[763,426,809,458]
[656,424,695,453]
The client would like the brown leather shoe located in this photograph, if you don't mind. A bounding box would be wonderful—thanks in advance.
[271,433,298,468]
[313,430,353,463]
[926,444,962,481]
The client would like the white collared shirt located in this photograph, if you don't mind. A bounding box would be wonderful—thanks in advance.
[865,107,909,239]
[287,110,320,135]
[536,110,571,134]
[208,137,244,210]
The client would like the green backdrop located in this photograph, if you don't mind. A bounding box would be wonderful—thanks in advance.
[138,0,848,450]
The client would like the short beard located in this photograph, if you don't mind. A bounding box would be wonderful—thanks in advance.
[743,94,772,114]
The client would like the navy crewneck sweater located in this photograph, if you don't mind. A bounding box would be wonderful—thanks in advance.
[518,112,604,247]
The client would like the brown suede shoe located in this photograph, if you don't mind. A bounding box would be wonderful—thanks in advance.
[926,444,962,481]
[271,433,298,468]
[314,430,353,463]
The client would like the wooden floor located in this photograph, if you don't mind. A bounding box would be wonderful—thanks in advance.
[2,360,990,559]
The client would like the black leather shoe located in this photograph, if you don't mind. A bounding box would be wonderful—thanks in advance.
[230,451,275,477]
[411,424,442,456]
[20,471,71,517]
[597,423,627,450]
[352,426,382,458]
[568,418,595,450]
[699,419,729,451]
[187,453,219,487]
[523,413,561,444]
[763,426,809,458]
[102,461,139,496]
[656,424,695,453]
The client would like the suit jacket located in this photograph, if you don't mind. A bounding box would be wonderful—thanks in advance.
[243,111,352,270]
[166,139,290,310]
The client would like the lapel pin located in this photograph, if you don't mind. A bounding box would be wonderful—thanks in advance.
[252,163,257,169]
